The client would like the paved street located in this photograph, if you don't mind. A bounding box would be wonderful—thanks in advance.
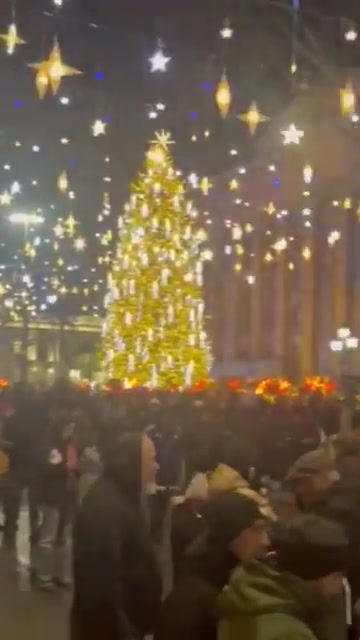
[0,509,70,640]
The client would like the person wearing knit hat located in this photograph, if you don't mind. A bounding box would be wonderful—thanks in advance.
[286,447,340,511]
[218,514,348,640]
[155,493,271,640]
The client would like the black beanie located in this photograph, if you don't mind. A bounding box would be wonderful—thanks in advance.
[273,514,348,580]
[203,492,266,545]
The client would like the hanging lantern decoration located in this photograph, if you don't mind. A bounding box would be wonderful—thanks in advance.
[57,170,68,193]
[216,72,231,118]
[340,82,356,116]
[303,164,314,184]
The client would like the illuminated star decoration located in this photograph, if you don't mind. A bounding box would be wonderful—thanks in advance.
[238,102,269,134]
[0,191,12,205]
[63,213,77,237]
[74,237,86,251]
[220,18,233,39]
[152,130,174,148]
[281,123,304,145]
[92,119,107,137]
[0,23,26,55]
[29,40,82,99]
[149,48,171,72]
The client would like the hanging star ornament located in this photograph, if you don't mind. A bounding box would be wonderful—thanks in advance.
[149,48,171,72]
[216,72,231,118]
[238,102,269,134]
[0,23,26,55]
[0,190,12,205]
[220,18,233,39]
[29,40,82,99]
[281,123,304,145]
[92,119,107,137]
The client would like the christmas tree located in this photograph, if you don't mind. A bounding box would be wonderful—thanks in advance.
[101,131,211,388]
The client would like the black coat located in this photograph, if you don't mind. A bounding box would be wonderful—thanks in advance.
[171,500,205,580]
[71,433,161,640]
[38,436,79,509]
[155,534,238,640]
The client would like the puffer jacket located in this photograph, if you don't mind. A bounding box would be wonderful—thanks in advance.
[218,560,346,640]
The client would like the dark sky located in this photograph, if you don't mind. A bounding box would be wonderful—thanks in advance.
[0,0,358,314]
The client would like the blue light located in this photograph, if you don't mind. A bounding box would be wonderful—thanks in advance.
[70,160,77,167]
[14,100,23,108]
[274,179,282,187]
[95,70,105,80]
[203,82,212,90]
[190,111,199,119]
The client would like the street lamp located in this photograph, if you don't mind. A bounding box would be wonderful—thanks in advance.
[8,212,44,383]
[330,327,359,353]
[330,326,359,435]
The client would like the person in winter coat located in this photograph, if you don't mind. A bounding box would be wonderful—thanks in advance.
[171,462,275,578]
[32,415,80,589]
[218,514,348,640]
[155,491,271,640]
[71,432,161,640]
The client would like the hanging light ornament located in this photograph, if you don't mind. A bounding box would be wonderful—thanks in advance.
[57,170,68,192]
[303,164,314,184]
[216,72,231,118]
[29,40,82,99]
[340,82,356,116]
[0,23,26,55]
[238,102,269,134]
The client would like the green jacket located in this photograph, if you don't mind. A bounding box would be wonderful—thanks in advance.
[218,560,346,640]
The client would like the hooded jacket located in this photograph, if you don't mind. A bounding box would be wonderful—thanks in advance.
[171,464,276,577]
[71,433,161,640]
[218,560,347,640]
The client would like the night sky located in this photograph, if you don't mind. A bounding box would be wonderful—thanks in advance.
[0,0,358,315]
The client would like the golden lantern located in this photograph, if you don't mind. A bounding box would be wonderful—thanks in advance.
[57,171,68,193]
[340,82,356,116]
[216,73,231,118]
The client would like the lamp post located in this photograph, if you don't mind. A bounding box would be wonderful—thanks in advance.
[9,212,44,383]
[330,326,359,436]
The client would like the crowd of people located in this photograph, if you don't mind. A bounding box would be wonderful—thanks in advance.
[0,380,360,639]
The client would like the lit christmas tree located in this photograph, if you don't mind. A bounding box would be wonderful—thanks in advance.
[101,131,212,388]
